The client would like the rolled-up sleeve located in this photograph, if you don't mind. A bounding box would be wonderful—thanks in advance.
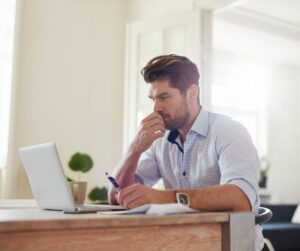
[216,120,260,212]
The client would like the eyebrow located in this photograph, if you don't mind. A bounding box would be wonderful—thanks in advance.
[148,92,170,100]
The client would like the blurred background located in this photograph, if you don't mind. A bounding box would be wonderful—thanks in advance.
[0,0,299,204]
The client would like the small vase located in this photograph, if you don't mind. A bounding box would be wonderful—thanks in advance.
[259,176,267,188]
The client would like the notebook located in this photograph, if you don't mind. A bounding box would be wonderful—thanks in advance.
[19,142,124,213]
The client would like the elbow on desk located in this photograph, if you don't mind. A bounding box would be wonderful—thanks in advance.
[232,196,252,212]
[231,185,252,212]
[233,203,252,212]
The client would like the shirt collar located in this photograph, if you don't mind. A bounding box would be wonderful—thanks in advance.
[167,107,209,142]
[190,107,209,137]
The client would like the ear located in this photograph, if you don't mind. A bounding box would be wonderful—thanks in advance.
[187,84,199,102]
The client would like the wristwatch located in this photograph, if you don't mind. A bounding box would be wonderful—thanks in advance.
[175,192,190,206]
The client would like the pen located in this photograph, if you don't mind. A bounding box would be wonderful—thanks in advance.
[105,172,121,192]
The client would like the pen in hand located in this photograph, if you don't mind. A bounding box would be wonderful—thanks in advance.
[105,172,121,193]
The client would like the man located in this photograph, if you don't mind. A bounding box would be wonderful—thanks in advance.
[109,54,263,250]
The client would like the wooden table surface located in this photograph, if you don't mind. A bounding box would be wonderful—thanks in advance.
[0,207,230,232]
[0,200,254,251]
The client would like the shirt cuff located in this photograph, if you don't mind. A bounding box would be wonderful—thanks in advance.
[227,178,260,212]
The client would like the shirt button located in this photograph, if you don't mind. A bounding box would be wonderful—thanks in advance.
[182,171,186,176]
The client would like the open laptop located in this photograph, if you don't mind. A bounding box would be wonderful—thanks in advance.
[19,142,124,213]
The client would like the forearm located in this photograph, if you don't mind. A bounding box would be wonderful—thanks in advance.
[115,150,141,187]
[109,112,165,205]
[179,184,251,212]
[108,147,141,204]
[114,182,251,211]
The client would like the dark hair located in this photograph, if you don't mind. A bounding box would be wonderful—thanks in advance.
[141,54,200,94]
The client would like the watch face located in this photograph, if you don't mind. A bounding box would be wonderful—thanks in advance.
[176,193,190,206]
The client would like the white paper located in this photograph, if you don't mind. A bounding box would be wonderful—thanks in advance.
[97,203,198,215]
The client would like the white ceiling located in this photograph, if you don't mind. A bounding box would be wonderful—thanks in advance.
[213,0,300,65]
[242,0,300,25]
[213,19,300,65]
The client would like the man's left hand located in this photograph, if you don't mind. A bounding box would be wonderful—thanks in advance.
[116,183,173,209]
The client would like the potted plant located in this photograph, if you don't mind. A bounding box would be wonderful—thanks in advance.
[68,152,93,181]
[67,152,108,203]
[259,156,270,188]
[88,186,108,203]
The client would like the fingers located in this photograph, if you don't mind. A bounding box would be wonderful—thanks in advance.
[118,184,141,204]
[142,112,163,123]
[118,184,147,209]
[126,197,146,209]
[152,129,165,140]
[142,113,166,135]
[144,119,165,131]
[123,193,144,209]
[118,184,167,209]
[142,115,164,128]
[115,193,120,205]
[132,112,166,154]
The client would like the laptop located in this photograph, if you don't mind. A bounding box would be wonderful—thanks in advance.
[19,142,124,213]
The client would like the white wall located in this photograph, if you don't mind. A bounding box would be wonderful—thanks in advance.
[298,68,300,185]
[3,0,126,198]
[1,0,197,199]
[3,0,300,204]
[214,6,300,204]
[2,0,196,199]
[267,64,300,203]
[127,0,194,22]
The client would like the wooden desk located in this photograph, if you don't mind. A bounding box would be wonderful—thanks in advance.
[0,201,254,251]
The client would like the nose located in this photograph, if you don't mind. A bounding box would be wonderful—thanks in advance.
[153,100,163,113]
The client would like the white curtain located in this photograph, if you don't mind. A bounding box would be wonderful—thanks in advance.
[0,0,16,169]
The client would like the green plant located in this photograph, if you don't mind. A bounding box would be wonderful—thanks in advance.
[88,186,108,203]
[259,156,270,178]
[68,152,93,181]
[67,152,108,203]
[258,156,271,188]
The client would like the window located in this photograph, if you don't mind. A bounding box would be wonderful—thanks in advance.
[123,11,196,150]
[211,11,277,154]
[212,6,300,158]
[211,51,267,151]
[0,0,16,168]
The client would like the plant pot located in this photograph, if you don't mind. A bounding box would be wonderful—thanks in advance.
[259,175,267,188]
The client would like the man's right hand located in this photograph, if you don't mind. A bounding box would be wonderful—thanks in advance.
[131,112,165,155]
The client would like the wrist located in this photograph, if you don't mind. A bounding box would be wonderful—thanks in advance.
[173,189,191,207]
[163,190,177,204]
[127,145,142,160]
[128,142,143,157]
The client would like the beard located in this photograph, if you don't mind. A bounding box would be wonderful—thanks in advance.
[160,100,190,130]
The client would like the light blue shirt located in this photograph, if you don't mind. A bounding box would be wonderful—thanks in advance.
[135,108,263,251]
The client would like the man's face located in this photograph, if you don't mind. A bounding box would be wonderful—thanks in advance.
[148,79,190,130]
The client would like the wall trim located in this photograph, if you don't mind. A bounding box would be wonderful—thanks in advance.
[216,7,300,42]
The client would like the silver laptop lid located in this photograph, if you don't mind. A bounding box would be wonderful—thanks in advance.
[19,142,76,211]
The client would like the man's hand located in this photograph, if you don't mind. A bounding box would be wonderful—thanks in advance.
[131,112,165,155]
[116,184,174,209]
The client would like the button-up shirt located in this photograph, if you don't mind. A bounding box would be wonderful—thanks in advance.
[135,108,263,251]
